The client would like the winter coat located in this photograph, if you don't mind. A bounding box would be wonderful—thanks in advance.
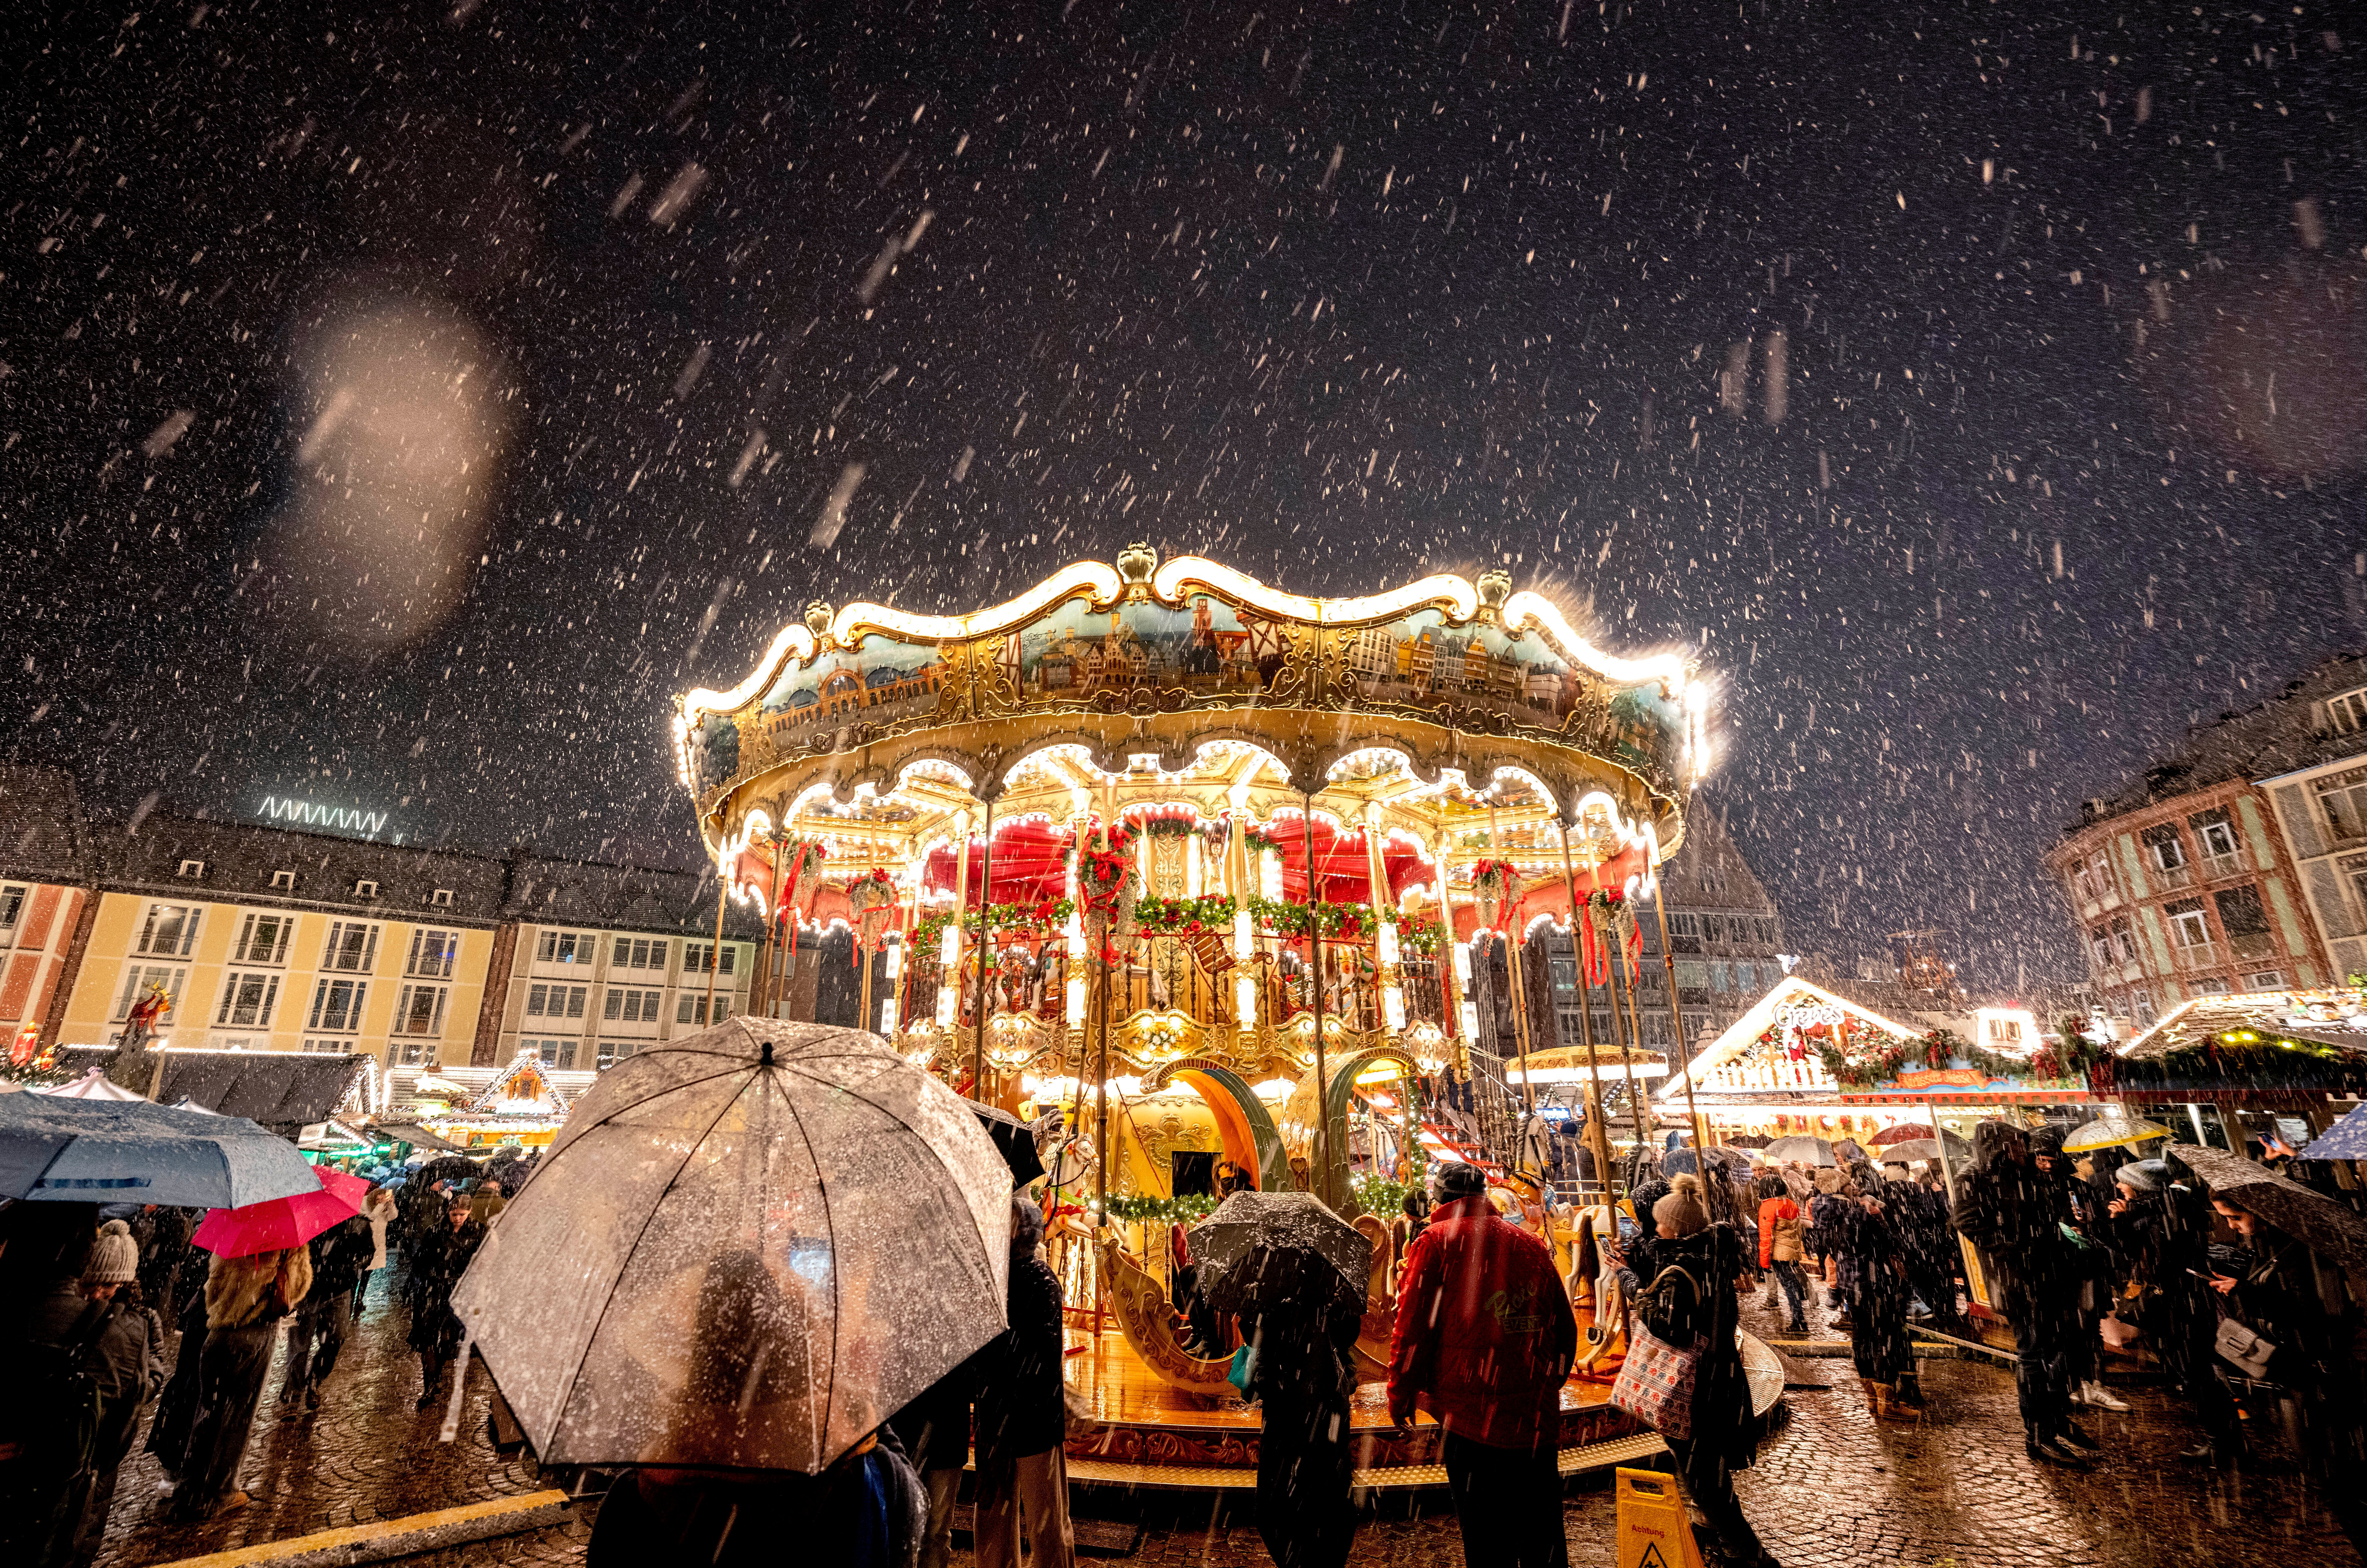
[1387,1193,1578,1450]
[405,1218,485,1353]
[1953,1123,2070,1314]
[2225,1232,2342,1383]
[1619,1223,1757,1467]
[1757,1197,1803,1267]
[361,1192,394,1271]
[586,1427,925,1568]
[973,1253,1066,1463]
[308,1217,376,1305]
[204,1247,312,1330]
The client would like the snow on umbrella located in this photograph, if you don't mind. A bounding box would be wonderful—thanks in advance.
[965,1098,1047,1188]
[2061,1113,2171,1153]
[1867,1122,1942,1146]
[2298,1103,2367,1162]
[34,1067,148,1101]
[193,1165,370,1257]
[1759,1135,1837,1167]
[2168,1142,2367,1273]
[1185,1190,1371,1323]
[0,1094,321,1208]
[1880,1134,1971,1164]
[451,1018,1013,1475]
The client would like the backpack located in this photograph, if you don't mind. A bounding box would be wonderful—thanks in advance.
[0,1300,118,1479]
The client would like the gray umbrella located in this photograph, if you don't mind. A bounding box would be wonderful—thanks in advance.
[451,1019,1013,1475]
[1759,1135,1837,1167]
[1881,1134,1972,1164]
[0,1093,319,1208]
[1185,1190,1372,1322]
[2167,1142,2367,1274]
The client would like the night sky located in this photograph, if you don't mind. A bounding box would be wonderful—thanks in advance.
[6,2,2365,992]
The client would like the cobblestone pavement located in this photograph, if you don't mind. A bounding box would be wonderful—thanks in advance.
[98,1262,2363,1568]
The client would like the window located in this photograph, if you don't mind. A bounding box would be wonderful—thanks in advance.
[2141,823,2187,873]
[301,1038,357,1055]
[271,870,298,891]
[2212,884,2272,938]
[676,993,732,1025]
[177,859,207,879]
[136,904,201,957]
[2111,915,2138,963]
[392,983,448,1037]
[597,1040,641,1071]
[111,964,188,1022]
[611,936,669,971]
[406,928,459,979]
[2132,990,2157,1027]
[527,1037,580,1070]
[429,888,456,908]
[2190,808,2240,862]
[536,930,598,966]
[320,921,381,973]
[2317,767,2367,843]
[1673,960,1709,990]
[2330,686,2367,736]
[527,983,588,1020]
[684,942,737,975]
[2345,854,2367,918]
[2088,925,2116,970]
[602,987,665,1023]
[396,1033,436,1066]
[2163,898,2212,950]
[0,884,25,937]
[215,971,282,1030]
[307,977,368,1032]
[231,912,294,966]
[2245,971,2287,992]
[352,879,379,899]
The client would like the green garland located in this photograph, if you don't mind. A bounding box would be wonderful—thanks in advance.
[1104,1191,1224,1225]
[1814,1023,2105,1090]
[1134,894,1237,934]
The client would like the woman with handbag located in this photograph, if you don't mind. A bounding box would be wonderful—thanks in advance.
[1612,1175,1779,1568]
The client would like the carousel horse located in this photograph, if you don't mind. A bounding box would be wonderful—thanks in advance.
[1565,1203,1627,1372]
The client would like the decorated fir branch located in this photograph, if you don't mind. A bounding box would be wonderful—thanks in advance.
[1805,1017,2110,1090]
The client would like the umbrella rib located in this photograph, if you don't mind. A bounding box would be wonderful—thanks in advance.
[548,1065,761,1451]
[758,1067,845,1467]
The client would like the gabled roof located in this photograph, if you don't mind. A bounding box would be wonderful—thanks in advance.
[1656,975,1930,1101]
[2117,991,2367,1062]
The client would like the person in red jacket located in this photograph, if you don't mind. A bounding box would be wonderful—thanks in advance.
[1388,1159,1578,1568]
[1755,1175,1810,1336]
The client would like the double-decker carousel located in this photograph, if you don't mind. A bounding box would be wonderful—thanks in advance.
[673,545,1778,1487]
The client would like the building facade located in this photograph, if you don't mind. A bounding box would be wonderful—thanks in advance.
[2043,656,2360,1025]
[3,767,762,1082]
[2258,658,2367,988]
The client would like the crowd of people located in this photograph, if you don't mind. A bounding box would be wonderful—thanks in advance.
[8,1116,2367,1568]
[0,1149,522,1565]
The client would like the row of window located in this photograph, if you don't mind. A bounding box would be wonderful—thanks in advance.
[137,905,463,978]
[1660,912,1781,946]
[525,981,730,1029]
[205,973,453,1036]
[536,930,737,973]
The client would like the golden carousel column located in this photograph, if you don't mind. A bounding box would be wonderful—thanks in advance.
[1556,821,1617,1195]
[1487,797,1538,1120]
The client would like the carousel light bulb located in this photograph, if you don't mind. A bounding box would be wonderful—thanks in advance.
[1187,835,1203,896]
[1382,984,1406,1031]
[1066,975,1087,1027]
[1232,909,1253,963]
[1065,909,1085,957]
[1235,972,1258,1029]
[940,924,960,967]
[936,985,957,1028]
[1452,941,1473,984]
[1458,1000,1480,1040]
[1377,920,1400,965]
[877,998,898,1035]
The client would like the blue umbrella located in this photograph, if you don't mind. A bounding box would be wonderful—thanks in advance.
[2300,1103,2367,1162]
[0,1093,320,1208]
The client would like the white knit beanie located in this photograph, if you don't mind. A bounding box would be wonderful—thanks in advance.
[85,1219,140,1284]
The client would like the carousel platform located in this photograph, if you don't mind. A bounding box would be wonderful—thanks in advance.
[1050,1315,1785,1491]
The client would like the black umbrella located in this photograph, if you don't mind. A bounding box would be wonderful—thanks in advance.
[1184,1190,1371,1322]
[964,1099,1046,1188]
[413,1154,485,1187]
[2168,1143,2367,1273]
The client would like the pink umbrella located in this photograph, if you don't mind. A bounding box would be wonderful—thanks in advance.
[193,1165,371,1257]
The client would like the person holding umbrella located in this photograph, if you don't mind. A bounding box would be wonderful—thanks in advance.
[408,1193,486,1412]
[277,1207,376,1416]
[2103,1160,2239,1462]
[172,1241,312,1518]
[972,1194,1074,1568]
[1189,1190,1373,1568]
[1954,1121,2095,1469]
[1388,1160,1576,1568]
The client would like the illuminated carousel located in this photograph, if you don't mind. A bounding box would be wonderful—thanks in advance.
[672,545,1776,1486]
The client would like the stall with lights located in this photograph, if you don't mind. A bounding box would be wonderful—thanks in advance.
[669,546,1766,1488]
[2097,988,2367,1155]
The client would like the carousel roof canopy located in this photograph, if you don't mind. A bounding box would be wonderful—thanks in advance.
[672,548,1711,908]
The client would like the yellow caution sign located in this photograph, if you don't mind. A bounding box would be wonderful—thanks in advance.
[1614,1466,1709,1568]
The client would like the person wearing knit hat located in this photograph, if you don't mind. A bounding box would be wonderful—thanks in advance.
[85,1219,142,1294]
[1615,1178,1777,1567]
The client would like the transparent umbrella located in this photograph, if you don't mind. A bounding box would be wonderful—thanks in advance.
[451,1019,1012,1475]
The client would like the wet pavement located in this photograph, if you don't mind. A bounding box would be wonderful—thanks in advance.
[97,1260,2363,1568]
